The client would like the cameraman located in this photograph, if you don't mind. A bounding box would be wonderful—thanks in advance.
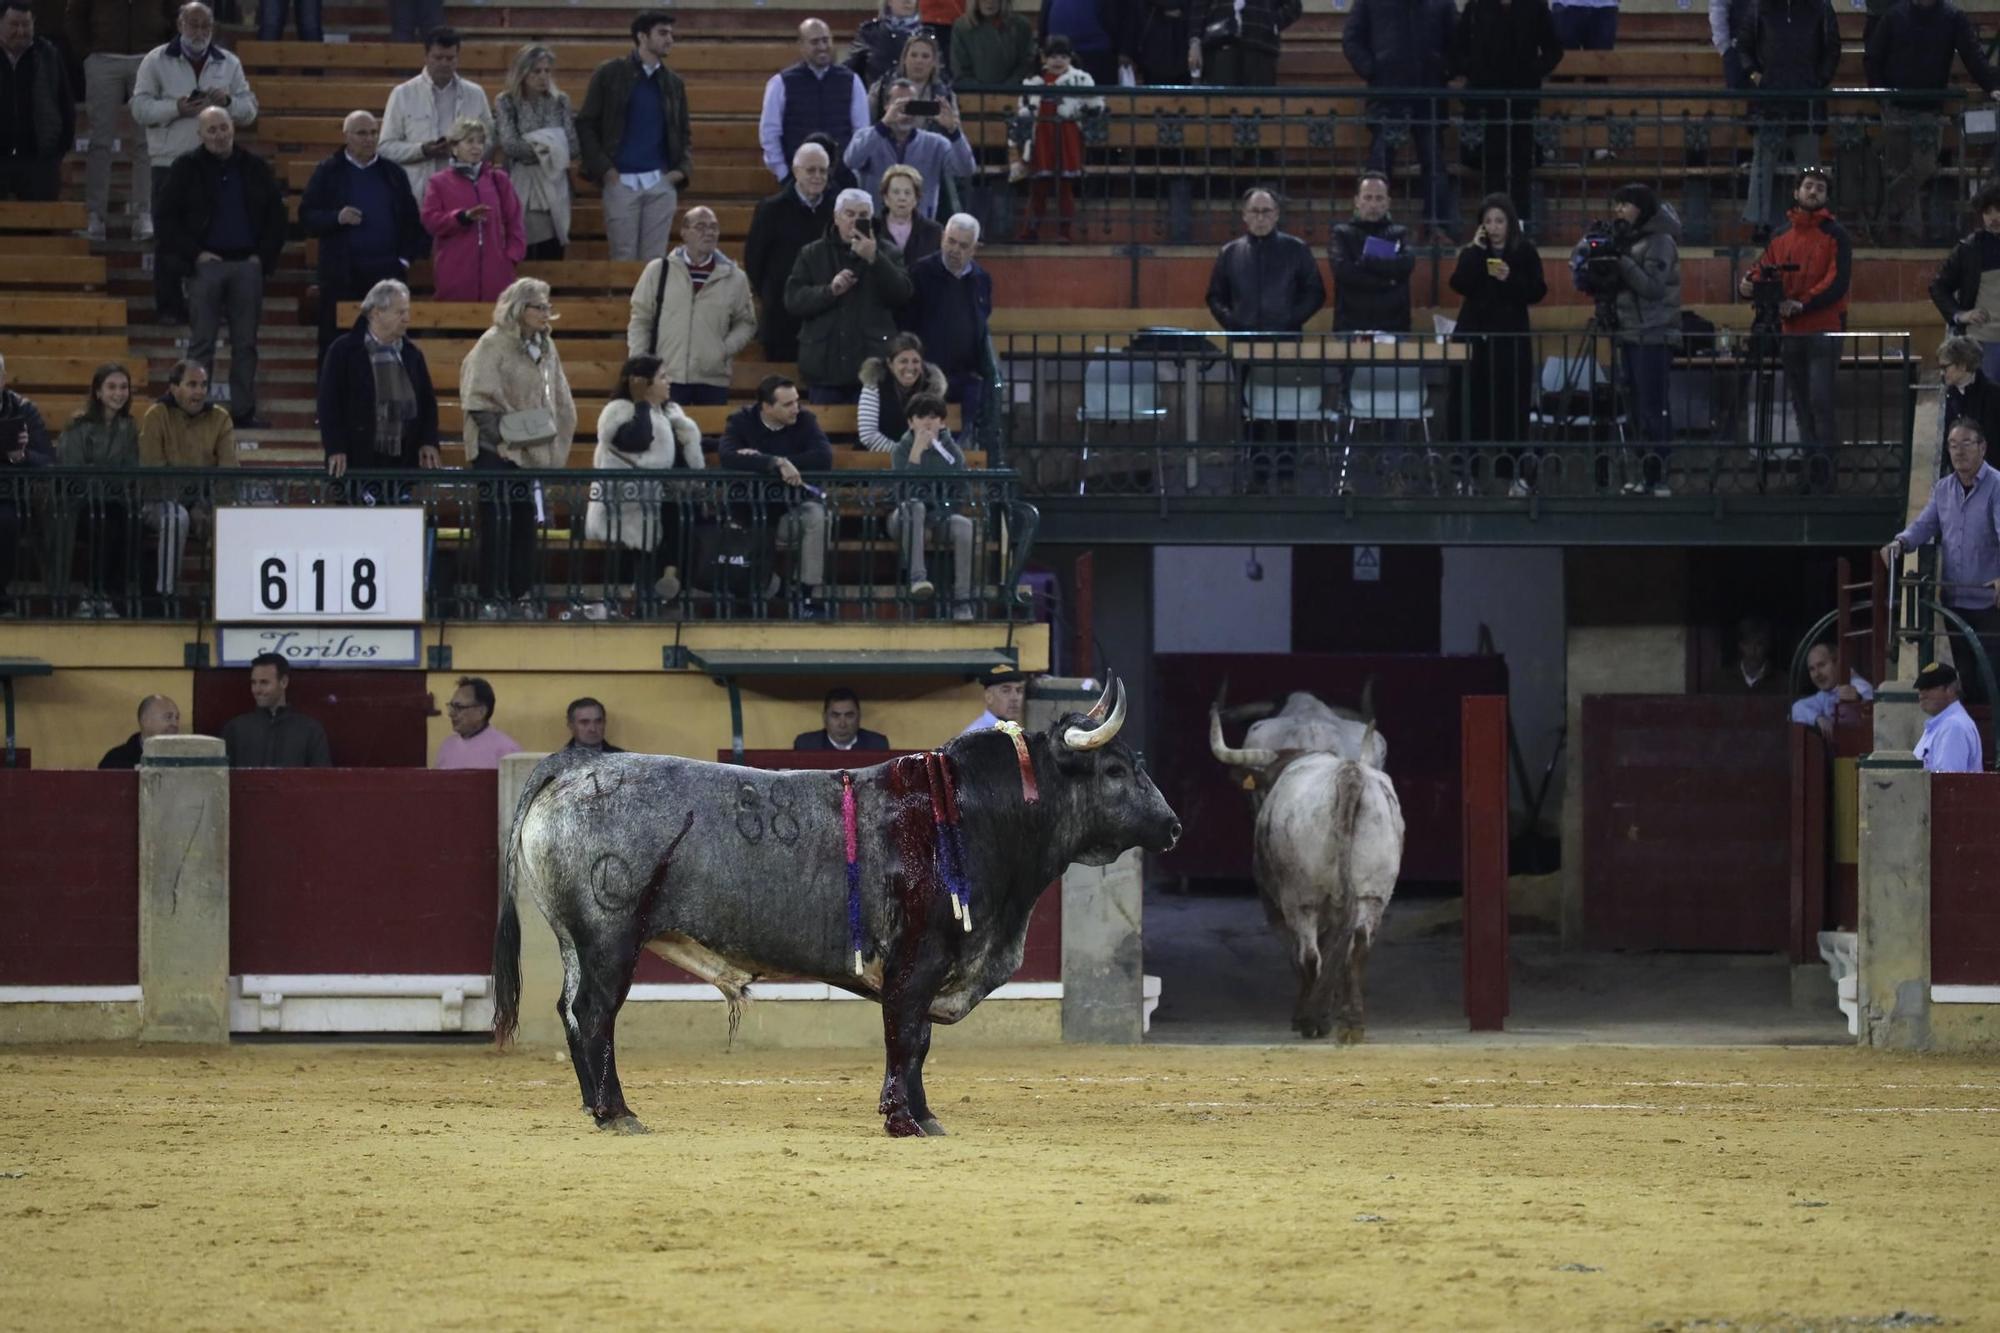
[1738,167,1851,469]
[1571,183,1681,492]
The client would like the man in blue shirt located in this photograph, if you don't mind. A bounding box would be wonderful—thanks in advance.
[1885,419,2000,703]
[300,110,426,363]
[1915,662,1984,772]
[1790,640,1876,737]
[578,10,692,262]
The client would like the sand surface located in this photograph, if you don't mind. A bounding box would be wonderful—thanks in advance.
[2,1041,1995,1330]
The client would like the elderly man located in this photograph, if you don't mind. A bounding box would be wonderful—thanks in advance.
[155,106,286,427]
[98,693,181,768]
[745,141,835,364]
[627,204,757,408]
[0,0,74,202]
[1789,641,1876,737]
[130,2,256,321]
[786,186,913,403]
[961,665,1027,733]
[793,687,890,750]
[760,17,868,182]
[903,212,993,439]
[68,0,175,238]
[1884,419,2000,704]
[1208,188,1325,334]
[379,27,491,202]
[721,375,833,617]
[577,10,692,263]
[436,675,521,770]
[302,110,426,362]
[1915,662,1983,771]
[222,652,332,768]
[564,697,624,754]
[318,278,442,487]
[843,78,974,220]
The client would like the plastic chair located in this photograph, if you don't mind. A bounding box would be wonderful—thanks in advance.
[1527,353,1625,442]
[1076,351,1169,495]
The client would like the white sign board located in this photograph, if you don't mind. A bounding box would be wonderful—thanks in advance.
[214,508,424,623]
[217,626,422,668]
[1352,545,1382,583]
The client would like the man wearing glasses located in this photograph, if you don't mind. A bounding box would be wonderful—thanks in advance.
[436,675,523,769]
[625,204,758,408]
[1206,188,1325,336]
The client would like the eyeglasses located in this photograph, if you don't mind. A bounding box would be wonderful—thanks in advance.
[1244,206,1277,215]
[524,302,551,311]
[445,701,484,713]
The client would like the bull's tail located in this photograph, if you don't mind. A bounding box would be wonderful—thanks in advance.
[1327,759,1366,909]
[493,755,568,1047]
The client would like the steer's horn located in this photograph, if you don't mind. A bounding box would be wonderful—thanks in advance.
[1209,707,1279,769]
[1064,677,1126,750]
[1083,674,1116,721]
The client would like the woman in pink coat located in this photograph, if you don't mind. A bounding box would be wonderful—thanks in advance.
[422,117,528,303]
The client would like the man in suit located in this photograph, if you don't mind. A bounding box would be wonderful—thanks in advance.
[564,696,625,754]
[792,687,889,751]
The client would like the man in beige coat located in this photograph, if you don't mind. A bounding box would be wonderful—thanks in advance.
[625,204,757,407]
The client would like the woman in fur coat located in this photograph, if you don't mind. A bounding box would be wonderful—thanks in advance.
[586,353,705,611]
[857,332,949,452]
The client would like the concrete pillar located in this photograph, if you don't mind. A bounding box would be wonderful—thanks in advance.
[497,752,565,1048]
[137,734,230,1043]
[1855,753,1931,1050]
[1873,683,1923,754]
[1061,848,1144,1043]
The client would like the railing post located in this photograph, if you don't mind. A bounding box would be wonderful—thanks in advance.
[1855,753,1930,1050]
[137,735,231,1044]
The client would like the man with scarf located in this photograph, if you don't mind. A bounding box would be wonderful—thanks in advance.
[1738,167,1851,482]
[317,278,441,500]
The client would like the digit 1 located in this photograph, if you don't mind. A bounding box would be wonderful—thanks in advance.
[311,555,326,613]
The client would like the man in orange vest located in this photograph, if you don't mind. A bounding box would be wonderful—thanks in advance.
[1739,167,1852,486]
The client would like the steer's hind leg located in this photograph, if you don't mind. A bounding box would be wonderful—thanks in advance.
[1336,925,1374,1046]
[558,917,650,1133]
[878,949,950,1139]
[553,933,594,1110]
[902,1019,948,1137]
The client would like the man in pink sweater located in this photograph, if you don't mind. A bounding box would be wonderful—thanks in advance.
[436,675,524,769]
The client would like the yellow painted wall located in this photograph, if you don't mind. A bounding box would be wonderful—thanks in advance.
[4,621,1049,768]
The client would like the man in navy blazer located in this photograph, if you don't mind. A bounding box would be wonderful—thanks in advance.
[792,687,889,751]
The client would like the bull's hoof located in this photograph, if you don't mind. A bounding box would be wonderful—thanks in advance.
[1297,1018,1330,1039]
[916,1116,949,1137]
[1336,1024,1365,1045]
[883,1111,927,1138]
[598,1113,651,1135]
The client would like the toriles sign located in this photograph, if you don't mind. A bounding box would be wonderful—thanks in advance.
[217,626,422,668]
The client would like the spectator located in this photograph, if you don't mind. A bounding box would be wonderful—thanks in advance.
[626,205,757,408]
[903,213,992,435]
[68,0,175,239]
[879,164,943,264]
[257,0,317,41]
[461,276,575,618]
[0,0,74,202]
[421,116,526,302]
[386,0,439,44]
[317,278,442,483]
[436,675,521,770]
[954,0,1036,84]
[222,652,332,768]
[1010,35,1100,244]
[1036,0,1118,84]
[1452,0,1562,234]
[584,353,703,608]
[721,375,833,616]
[1718,614,1784,692]
[1710,0,1751,89]
[1790,640,1875,738]
[301,110,426,364]
[577,9,691,264]
[961,664,1026,732]
[1931,182,2000,381]
[1738,0,1838,238]
[923,0,965,67]
[846,78,974,219]
[379,27,491,204]
[868,29,954,130]
[1738,167,1850,482]
[564,697,624,753]
[130,2,255,323]
[1914,662,1984,771]
[1121,0,1192,84]
[1885,420,2000,704]
[889,392,977,615]
[1342,0,1457,243]
[137,359,230,605]
[793,687,890,750]
[786,186,915,403]
[850,0,934,88]
[1549,0,1615,50]
[860,331,947,453]
[155,106,286,428]
[98,693,180,768]
[53,362,139,617]
[1574,182,1680,492]
[1865,0,2000,247]
[0,352,54,609]
[1450,192,1547,491]
[1940,335,2000,462]
[1329,171,1413,333]
[1207,187,1325,332]
[761,18,869,183]
[1187,0,1299,88]
[495,43,580,263]
[745,141,836,364]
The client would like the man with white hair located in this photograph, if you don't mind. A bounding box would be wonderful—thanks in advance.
[901,211,993,437]
[785,185,914,402]
[317,278,442,487]
[745,139,836,363]
[759,17,868,181]
[301,109,426,361]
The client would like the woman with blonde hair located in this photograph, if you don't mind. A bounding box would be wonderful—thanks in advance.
[495,44,580,262]
[460,277,577,617]
[422,117,528,302]
[585,353,704,613]
[879,164,942,264]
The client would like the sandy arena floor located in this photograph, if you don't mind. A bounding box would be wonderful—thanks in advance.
[2,1041,1996,1331]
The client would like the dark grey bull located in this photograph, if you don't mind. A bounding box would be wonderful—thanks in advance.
[492,676,1180,1137]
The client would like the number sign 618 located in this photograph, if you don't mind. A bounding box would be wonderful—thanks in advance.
[252,550,383,616]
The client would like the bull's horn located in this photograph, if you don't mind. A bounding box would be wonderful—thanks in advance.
[1083,674,1115,721]
[1209,707,1279,769]
[1217,700,1277,724]
[1065,678,1126,750]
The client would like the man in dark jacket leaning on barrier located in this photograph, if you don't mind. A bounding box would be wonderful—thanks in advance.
[317,279,442,495]
[721,374,835,617]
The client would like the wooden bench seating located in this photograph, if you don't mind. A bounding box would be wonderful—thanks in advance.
[5,296,128,329]
[0,333,130,360]
[0,201,87,232]
[238,37,798,76]
[4,356,150,396]
[434,398,963,439]
[255,75,767,117]
[0,256,108,289]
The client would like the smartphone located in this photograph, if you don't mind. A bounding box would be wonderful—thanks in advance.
[903,99,941,118]
[853,216,873,238]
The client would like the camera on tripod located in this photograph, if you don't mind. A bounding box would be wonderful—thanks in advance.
[1748,261,1801,335]
[1579,224,1625,294]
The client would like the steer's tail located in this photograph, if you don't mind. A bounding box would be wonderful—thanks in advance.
[1328,758,1367,903]
[493,755,566,1047]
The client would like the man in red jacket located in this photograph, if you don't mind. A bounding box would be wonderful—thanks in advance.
[1739,167,1851,481]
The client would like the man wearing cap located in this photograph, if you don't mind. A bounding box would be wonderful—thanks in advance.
[961,666,1026,734]
[1915,662,1983,772]
[1882,418,2000,704]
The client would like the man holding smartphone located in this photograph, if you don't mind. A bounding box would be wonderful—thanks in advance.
[785,187,914,403]
[842,78,975,220]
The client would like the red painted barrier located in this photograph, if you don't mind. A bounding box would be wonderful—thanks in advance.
[0,771,138,985]
[1930,775,2000,986]
[1461,696,1508,1031]
[229,769,498,975]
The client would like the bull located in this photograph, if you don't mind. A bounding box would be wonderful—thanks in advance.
[1208,688,1404,1042]
[492,676,1180,1137]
